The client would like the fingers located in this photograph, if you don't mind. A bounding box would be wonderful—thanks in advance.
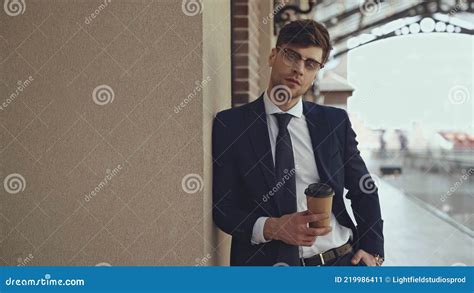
[359,256,371,266]
[296,228,327,246]
[351,250,377,266]
[299,236,316,246]
[281,211,332,247]
[351,249,364,265]
[300,212,329,224]
[304,226,332,236]
[297,210,311,216]
[361,255,377,266]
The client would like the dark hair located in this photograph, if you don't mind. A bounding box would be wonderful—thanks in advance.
[276,19,333,64]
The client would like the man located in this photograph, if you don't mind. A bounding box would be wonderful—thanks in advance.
[212,19,384,266]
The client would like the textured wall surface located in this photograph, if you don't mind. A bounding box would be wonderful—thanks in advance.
[0,0,211,266]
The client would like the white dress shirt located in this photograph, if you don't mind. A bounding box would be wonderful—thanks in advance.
[251,90,353,258]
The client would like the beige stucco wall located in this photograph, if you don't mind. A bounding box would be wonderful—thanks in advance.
[202,0,232,266]
[257,0,274,96]
[0,0,230,266]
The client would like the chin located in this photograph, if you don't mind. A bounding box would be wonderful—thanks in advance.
[289,87,302,97]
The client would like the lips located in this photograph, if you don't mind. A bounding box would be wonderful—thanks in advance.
[285,78,301,85]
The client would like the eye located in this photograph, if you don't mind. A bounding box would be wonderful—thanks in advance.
[285,50,300,61]
[305,61,319,70]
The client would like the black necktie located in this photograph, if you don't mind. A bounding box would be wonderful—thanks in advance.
[274,113,297,215]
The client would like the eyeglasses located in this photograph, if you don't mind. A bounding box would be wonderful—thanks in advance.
[276,46,324,71]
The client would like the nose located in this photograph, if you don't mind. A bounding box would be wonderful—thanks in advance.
[291,60,304,76]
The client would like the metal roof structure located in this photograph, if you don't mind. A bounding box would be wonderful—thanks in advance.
[274,0,473,59]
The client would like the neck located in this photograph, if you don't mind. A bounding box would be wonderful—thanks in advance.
[265,88,301,112]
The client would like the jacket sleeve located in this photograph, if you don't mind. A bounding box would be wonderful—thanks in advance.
[342,111,385,258]
[212,112,262,244]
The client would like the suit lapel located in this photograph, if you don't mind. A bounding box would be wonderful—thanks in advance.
[303,102,336,187]
[245,95,278,207]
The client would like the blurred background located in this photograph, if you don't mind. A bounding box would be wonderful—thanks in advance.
[270,0,474,266]
[0,0,472,266]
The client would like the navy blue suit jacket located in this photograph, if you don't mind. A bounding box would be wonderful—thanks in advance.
[212,94,384,266]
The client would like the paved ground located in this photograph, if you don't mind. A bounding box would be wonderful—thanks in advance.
[343,159,473,266]
[377,180,472,266]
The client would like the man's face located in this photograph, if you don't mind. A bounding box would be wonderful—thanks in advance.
[268,44,323,99]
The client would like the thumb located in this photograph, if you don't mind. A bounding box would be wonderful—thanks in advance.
[351,250,363,265]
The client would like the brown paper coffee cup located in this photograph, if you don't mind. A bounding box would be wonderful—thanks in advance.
[305,183,334,228]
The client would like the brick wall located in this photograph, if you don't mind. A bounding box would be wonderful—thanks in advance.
[231,0,263,106]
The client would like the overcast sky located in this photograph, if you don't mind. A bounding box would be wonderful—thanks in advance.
[347,32,473,134]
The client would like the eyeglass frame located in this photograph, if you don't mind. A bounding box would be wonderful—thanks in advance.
[276,46,325,71]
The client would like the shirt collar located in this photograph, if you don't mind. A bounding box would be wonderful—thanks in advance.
[263,89,303,118]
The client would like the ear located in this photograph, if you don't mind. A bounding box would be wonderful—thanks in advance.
[268,48,277,67]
